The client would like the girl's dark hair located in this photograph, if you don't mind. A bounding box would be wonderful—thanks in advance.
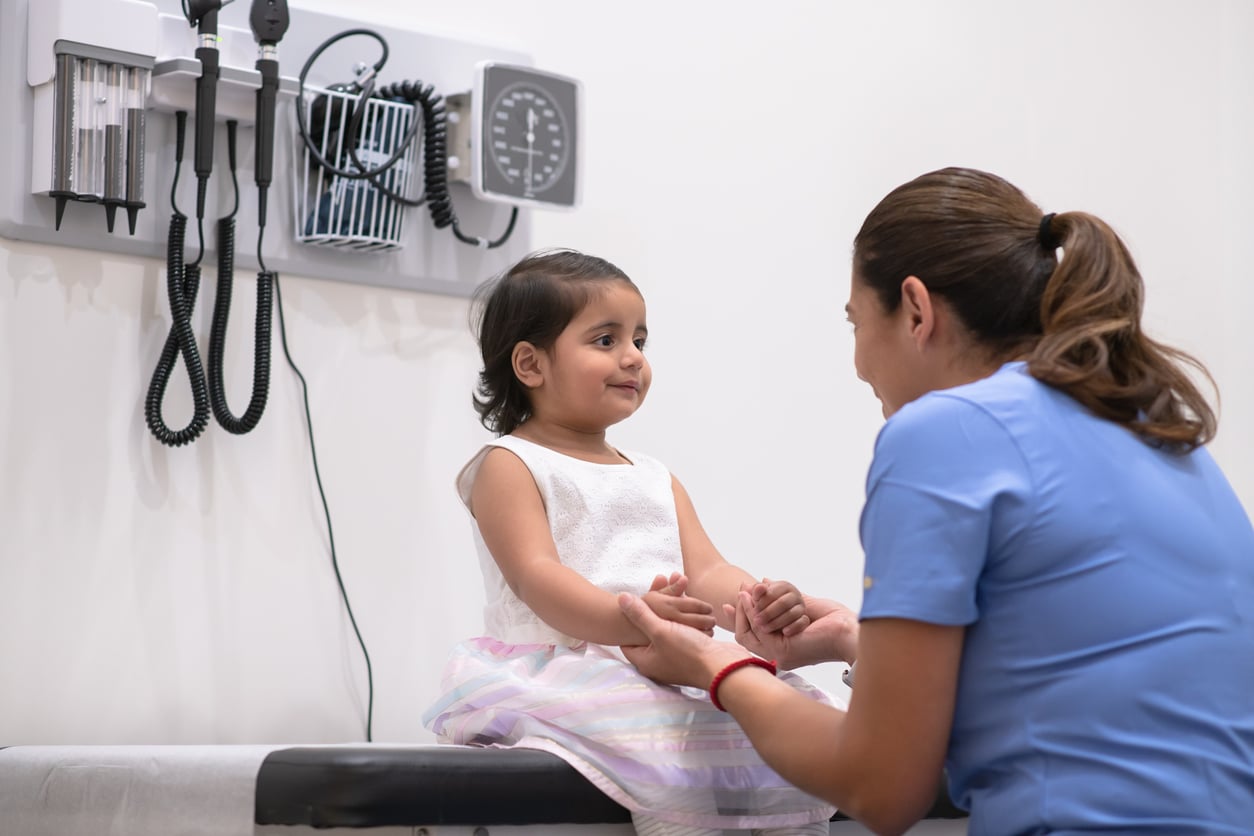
[471,248,635,435]
[853,166,1216,451]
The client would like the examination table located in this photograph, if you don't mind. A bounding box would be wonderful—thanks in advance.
[0,743,969,834]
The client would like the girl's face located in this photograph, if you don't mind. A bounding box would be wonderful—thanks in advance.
[536,281,651,432]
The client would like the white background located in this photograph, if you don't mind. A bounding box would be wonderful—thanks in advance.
[2,0,1251,752]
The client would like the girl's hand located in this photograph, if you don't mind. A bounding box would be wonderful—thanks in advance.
[731,577,811,637]
[643,572,716,635]
[619,593,746,689]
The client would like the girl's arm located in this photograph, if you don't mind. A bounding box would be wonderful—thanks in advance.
[672,475,807,633]
[619,594,962,836]
[471,448,713,645]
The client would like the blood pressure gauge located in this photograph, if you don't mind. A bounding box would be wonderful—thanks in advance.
[471,62,580,210]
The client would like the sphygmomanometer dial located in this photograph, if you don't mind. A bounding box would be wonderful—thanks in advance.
[474,62,580,209]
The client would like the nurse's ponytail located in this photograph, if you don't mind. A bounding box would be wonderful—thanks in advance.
[1028,211,1215,451]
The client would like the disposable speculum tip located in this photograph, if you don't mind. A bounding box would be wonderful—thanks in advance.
[54,195,68,230]
[126,204,141,236]
[105,203,118,233]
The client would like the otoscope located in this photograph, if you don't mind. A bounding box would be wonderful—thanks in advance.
[182,0,231,224]
[145,1,232,447]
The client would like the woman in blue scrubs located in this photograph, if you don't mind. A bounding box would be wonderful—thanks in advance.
[617,167,1254,835]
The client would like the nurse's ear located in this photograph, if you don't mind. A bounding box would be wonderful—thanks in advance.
[900,275,937,351]
[512,341,546,389]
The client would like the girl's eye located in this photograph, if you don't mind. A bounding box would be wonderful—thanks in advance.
[595,335,614,347]
[633,338,647,350]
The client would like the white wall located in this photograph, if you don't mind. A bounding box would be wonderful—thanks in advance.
[2,0,1251,747]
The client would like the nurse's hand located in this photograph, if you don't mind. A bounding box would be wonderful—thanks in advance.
[619,592,750,689]
[729,591,860,670]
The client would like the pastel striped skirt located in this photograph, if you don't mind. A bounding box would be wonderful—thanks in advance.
[422,638,839,831]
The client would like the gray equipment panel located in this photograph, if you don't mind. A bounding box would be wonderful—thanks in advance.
[0,0,535,297]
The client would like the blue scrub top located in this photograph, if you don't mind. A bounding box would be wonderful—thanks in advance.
[859,362,1254,835]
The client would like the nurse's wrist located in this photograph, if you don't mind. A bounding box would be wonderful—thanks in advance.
[709,656,777,710]
[697,645,759,691]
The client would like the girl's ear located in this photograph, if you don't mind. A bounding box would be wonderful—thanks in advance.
[512,341,545,389]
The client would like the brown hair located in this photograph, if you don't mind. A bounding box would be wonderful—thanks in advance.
[471,249,635,436]
[853,167,1215,450]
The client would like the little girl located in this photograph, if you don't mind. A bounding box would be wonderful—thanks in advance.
[423,249,838,836]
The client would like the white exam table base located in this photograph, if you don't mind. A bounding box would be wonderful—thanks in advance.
[0,744,272,836]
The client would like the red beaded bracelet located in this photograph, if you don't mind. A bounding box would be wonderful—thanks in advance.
[709,656,778,711]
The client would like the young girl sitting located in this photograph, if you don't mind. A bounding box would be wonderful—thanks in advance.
[423,249,838,836]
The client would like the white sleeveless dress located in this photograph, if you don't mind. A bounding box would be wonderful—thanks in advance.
[422,435,838,831]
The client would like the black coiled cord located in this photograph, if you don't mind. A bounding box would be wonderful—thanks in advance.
[375,79,518,248]
[374,80,444,216]
[207,120,273,434]
[146,111,211,447]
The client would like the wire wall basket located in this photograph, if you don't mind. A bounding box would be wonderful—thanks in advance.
[294,85,420,252]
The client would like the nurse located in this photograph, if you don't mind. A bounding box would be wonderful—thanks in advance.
[617,167,1254,835]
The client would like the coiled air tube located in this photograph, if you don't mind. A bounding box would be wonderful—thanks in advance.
[374,79,518,248]
[145,111,211,447]
[207,121,273,434]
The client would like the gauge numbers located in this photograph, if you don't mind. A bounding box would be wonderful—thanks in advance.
[474,63,579,209]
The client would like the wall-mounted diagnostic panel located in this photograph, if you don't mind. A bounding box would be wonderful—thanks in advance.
[0,0,585,298]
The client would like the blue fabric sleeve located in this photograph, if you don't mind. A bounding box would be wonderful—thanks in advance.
[859,393,1034,626]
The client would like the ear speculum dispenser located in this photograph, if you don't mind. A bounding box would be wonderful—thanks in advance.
[29,0,156,234]
[51,51,152,233]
